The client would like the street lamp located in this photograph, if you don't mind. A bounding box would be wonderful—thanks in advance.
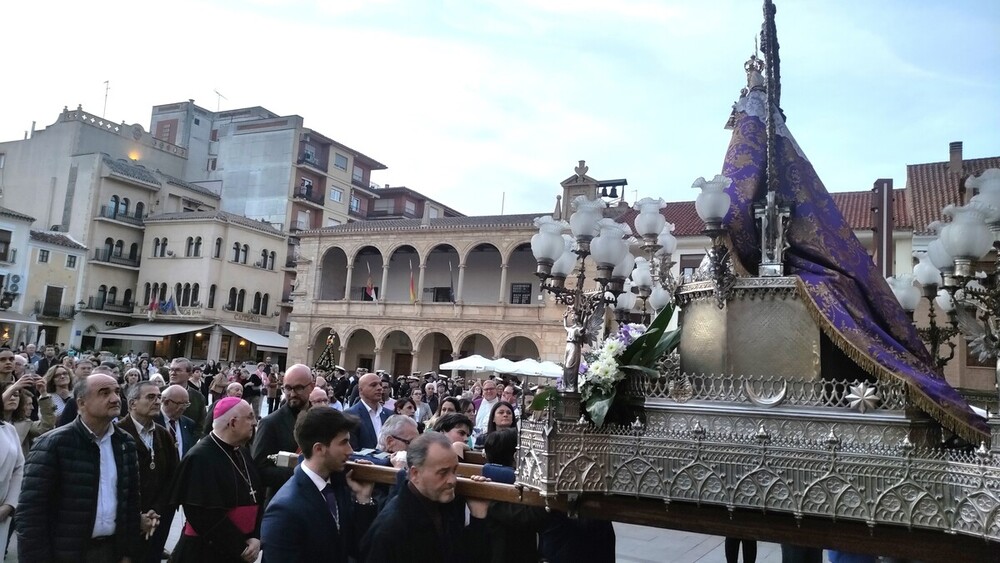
[694,175,736,308]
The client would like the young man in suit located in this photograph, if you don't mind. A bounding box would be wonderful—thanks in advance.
[252,364,314,503]
[260,407,376,562]
[157,385,197,458]
[345,373,393,451]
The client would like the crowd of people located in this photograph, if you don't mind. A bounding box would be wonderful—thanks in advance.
[0,344,615,563]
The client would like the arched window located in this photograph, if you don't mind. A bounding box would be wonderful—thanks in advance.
[123,289,132,306]
[161,239,169,256]
[261,293,270,316]
[175,284,182,303]
[186,237,195,257]
[214,237,223,258]
[158,283,167,301]
[113,240,124,257]
[241,244,249,264]
[253,292,262,314]
[107,286,118,304]
[153,238,161,257]
[129,243,139,260]
[194,237,202,257]
[119,197,129,217]
[192,283,200,305]
[232,242,241,262]
[182,283,191,306]
[109,196,119,218]
[228,288,237,310]
[208,285,217,309]
[103,237,114,260]
[134,202,145,220]
[237,289,246,312]
[97,285,107,308]
[260,249,268,268]
[268,251,276,270]
[143,283,151,305]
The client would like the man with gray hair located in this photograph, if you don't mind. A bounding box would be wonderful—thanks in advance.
[118,380,180,562]
[17,373,141,561]
[361,432,489,562]
[376,415,419,468]
[169,357,207,439]
[157,385,197,458]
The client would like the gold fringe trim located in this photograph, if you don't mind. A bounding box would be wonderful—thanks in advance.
[793,277,988,445]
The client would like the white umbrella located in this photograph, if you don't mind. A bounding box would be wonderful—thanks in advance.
[438,354,495,372]
[491,358,519,374]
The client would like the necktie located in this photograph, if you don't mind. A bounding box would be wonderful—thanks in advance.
[321,483,340,530]
[168,419,177,442]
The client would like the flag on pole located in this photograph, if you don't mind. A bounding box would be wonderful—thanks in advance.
[365,262,377,301]
[409,259,417,303]
[148,289,158,320]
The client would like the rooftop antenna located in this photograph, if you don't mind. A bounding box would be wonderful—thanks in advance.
[214,89,228,112]
[102,80,110,118]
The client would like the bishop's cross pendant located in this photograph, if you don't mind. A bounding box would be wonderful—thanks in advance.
[249,488,258,503]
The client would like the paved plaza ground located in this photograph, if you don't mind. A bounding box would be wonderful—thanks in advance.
[6,514,807,562]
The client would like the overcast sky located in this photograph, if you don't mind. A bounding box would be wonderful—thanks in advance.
[3,0,998,216]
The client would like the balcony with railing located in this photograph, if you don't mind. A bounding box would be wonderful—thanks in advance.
[92,248,141,268]
[97,205,145,227]
[33,300,75,320]
[86,296,135,314]
[292,186,325,207]
[296,154,327,173]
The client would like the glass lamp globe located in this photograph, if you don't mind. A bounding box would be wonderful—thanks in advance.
[531,216,569,277]
[940,203,994,261]
[693,175,732,227]
[631,256,654,291]
[590,219,630,275]
[886,274,921,312]
[633,197,667,243]
[649,285,672,311]
[612,252,636,281]
[934,289,955,313]
[550,235,576,279]
[569,196,607,247]
[657,223,678,256]
[912,252,942,287]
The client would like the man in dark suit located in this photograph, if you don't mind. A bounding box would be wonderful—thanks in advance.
[345,373,392,451]
[157,384,197,458]
[119,381,180,563]
[252,363,314,503]
[168,357,207,439]
[261,407,376,562]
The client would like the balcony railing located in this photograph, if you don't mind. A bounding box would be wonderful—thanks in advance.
[87,296,135,314]
[33,300,75,319]
[297,155,327,172]
[293,187,324,206]
[0,249,16,264]
[351,177,367,189]
[92,249,141,268]
[97,205,145,226]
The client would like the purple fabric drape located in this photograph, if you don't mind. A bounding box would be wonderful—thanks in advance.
[721,93,987,442]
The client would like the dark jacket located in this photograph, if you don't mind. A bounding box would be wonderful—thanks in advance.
[344,400,392,451]
[260,465,376,562]
[154,412,196,458]
[184,383,207,439]
[117,415,180,513]
[251,404,300,498]
[17,418,141,563]
[360,482,487,563]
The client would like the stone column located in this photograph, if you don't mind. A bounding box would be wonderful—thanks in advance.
[343,265,354,301]
[456,264,466,303]
[417,264,427,302]
[373,347,383,371]
[380,264,390,302]
[207,325,223,361]
[498,263,508,304]
[338,344,349,370]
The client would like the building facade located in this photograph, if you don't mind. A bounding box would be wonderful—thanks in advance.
[25,230,87,349]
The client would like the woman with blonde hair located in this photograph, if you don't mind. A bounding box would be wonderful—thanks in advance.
[42,365,73,418]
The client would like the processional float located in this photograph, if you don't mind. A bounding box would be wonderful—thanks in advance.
[522,1,1000,560]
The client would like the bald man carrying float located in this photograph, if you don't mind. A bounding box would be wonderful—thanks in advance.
[251,364,314,504]
[345,373,393,451]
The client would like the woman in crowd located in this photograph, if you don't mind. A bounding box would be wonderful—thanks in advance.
[475,400,516,448]
[3,381,56,457]
[264,368,280,414]
[120,368,143,416]
[240,367,263,418]
[427,396,461,429]
[137,357,153,380]
[471,381,484,410]
[149,373,167,389]
[43,365,74,418]
[0,381,24,557]
[209,367,228,403]
[459,398,477,421]
[410,387,432,424]
[393,397,417,418]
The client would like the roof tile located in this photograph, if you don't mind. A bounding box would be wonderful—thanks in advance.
[30,230,87,250]
[906,157,1000,235]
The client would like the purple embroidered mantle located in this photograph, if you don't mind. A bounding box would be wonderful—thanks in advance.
[720,92,988,442]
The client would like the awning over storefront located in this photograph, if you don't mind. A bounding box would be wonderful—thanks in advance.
[221,324,289,352]
[97,323,214,342]
[0,311,42,326]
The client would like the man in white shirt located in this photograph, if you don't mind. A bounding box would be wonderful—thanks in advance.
[346,373,392,450]
[261,407,377,562]
[17,373,141,561]
[475,379,500,432]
